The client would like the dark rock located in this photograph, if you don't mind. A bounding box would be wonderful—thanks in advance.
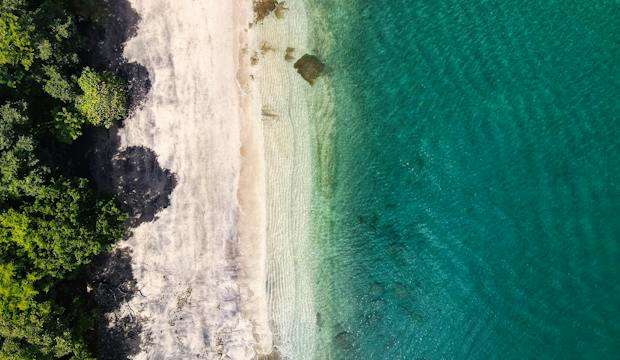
[334,331,354,350]
[284,47,296,62]
[258,348,282,360]
[253,0,278,22]
[294,54,325,85]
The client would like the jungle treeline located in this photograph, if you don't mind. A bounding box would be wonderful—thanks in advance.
[1,1,130,358]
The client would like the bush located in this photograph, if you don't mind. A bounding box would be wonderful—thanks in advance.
[76,68,128,128]
[0,11,34,70]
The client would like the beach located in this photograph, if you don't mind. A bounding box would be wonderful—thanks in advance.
[3,0,616,358]
[106,0,318,358]
[254,1,321,358]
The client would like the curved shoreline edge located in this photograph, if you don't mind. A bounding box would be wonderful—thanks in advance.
[236,0,273,354]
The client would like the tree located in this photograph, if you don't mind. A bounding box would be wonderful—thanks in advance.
[0,7,34,88]
[76,68,127,128]
[43,66,76,103]
[51,67,128,142]
[0,179,127,279]
[52,107,85,143]
[0,10,34,69]
[0,2,130,357]
[0,263,95,360]
[0,103,44,202]
[0,178,126,359]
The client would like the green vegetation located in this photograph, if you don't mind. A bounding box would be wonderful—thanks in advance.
[0,1,128,358]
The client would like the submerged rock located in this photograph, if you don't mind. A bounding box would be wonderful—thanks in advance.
[258,349,282,360]
[253,0,278,22]
[284,47,296,62]
[369,282,385,298]
[294,54,325,85]
[316,312,324,327]
[334,331,354,350]
[274,2,288,19]
[393,282,409,300]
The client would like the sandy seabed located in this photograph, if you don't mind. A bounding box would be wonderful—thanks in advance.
[109,0,318,359]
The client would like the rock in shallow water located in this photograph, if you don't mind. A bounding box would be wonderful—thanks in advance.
[294,54,325,85]
[253,0,277,22]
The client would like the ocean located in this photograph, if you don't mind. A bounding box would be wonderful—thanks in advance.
[306,1,619,358]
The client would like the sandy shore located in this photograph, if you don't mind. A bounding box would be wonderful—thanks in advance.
[105,0,318,358]
[252,1,320,358]
[113,0,272,358]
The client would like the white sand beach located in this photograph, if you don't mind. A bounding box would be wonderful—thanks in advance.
[109,0,318,359]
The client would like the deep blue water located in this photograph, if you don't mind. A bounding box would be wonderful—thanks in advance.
[309,1,619,358]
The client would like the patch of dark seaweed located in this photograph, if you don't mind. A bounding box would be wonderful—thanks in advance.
[334,330,354,350]
[284,47,296,62]
[274,2,288,19]
[253,0,278,22]
[258,348,283,360]
[253,0,288,22]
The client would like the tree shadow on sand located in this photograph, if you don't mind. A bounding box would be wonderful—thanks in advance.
[89,248,143,360]
[90,128,177,227]
[83,0,151,110]
[86,133,176,359]
[82,1,176,359]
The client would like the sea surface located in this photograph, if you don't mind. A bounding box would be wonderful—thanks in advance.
[306,1,619,358]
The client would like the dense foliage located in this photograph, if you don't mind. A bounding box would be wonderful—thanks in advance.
[0,1,128,358]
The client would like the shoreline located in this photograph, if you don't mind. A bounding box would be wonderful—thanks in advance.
[107,0,274,358]
[254,0,321,358]
[235,0,273,354]
[99,0,321,358]
[101,0,620,358]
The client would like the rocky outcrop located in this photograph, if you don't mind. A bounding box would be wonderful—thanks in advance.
[293,54,325,85]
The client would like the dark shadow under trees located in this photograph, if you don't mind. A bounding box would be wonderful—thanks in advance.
[88,248,143,360]
[89,128,177,227]
[81,1,175,358]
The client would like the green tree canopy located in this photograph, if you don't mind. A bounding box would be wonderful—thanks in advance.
[0,179,127,279]
[0,10,33,68]
[0,1,130,358]
[76,67,127,128]
[0,103,45,202]
[1,1,128,142]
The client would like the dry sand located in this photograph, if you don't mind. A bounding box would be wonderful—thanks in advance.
[115,0,270,358]
[109,0,318,358]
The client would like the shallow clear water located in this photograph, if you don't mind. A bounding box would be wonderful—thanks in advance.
[308,1,619,358]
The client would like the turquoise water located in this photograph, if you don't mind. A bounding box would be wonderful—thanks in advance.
[308,1,619,359]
